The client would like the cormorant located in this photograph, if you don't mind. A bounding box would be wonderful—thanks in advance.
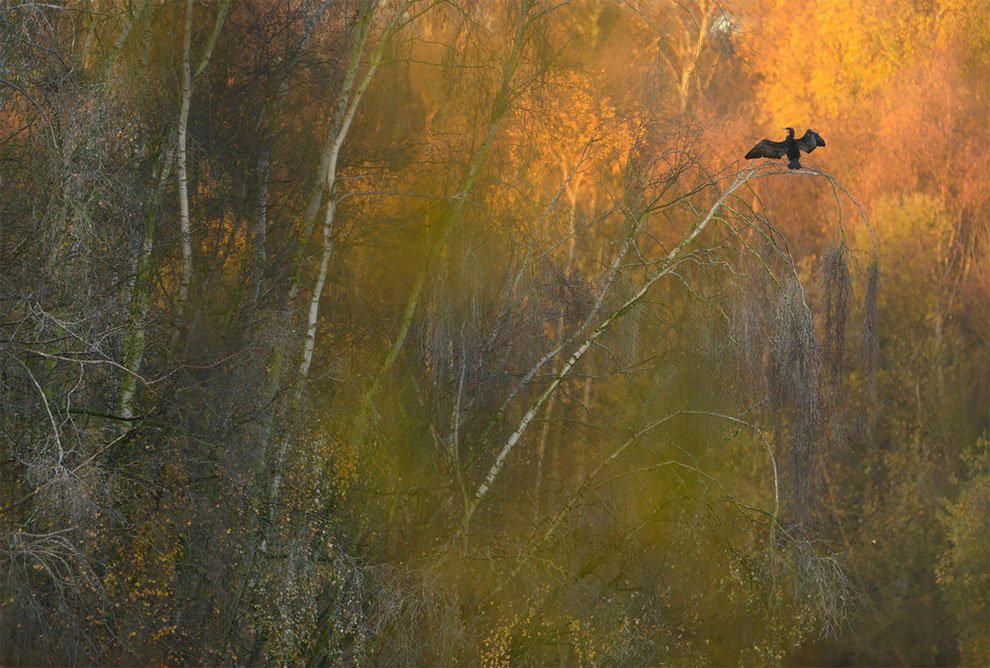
[745,127,826,169]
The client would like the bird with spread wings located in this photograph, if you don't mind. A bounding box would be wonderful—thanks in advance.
[745,127,826,170]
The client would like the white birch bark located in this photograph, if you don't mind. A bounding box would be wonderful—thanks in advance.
[175,0,231,311]
[117,0,229,416]
[118,144,174,420]
[264,0,386,525]
[222,2,346,639]
[193,0,232,80]
[176,0,193,309]
[285,0,379,304]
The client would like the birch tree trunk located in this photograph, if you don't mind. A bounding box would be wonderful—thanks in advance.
[176,0,193,310]
[116,0,229,418]
[117,144,173,420]
[175,0,232,313]
[251,0,379,431]
[232,1,417,643]
[260,0,383,532]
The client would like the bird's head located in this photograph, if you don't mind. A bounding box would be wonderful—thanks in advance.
[784,127,795,138]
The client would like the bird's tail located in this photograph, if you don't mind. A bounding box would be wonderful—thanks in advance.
[787,159,802,170]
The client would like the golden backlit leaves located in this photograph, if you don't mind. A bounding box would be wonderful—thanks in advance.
[744,0,990,261]
[98,491,186,660]
[479,602,646,668]
[752,0,922,123]
[492,68,635,271]
[506,70,633,188]
[859,194,952,353]
[748,0,990,199]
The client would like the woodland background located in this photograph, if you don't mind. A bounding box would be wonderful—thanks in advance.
[1,0,988,665]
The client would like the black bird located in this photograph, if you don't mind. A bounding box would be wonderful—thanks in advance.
[745,127,826,169]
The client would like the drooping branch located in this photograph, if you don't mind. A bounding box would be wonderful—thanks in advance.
[461,165,760,535]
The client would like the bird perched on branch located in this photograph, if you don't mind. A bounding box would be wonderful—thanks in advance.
[745,127,826,169]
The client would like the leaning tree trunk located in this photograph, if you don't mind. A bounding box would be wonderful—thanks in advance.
[176,0,193,311]
[461,165,760,538]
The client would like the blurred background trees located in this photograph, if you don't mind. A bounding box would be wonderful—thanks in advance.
[0,0,986,665]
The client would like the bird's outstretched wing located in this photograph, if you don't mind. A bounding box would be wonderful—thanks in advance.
[745,138,788,160]
[797,129,826,154]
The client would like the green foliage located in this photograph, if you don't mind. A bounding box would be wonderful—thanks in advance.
[938,435,990,666]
